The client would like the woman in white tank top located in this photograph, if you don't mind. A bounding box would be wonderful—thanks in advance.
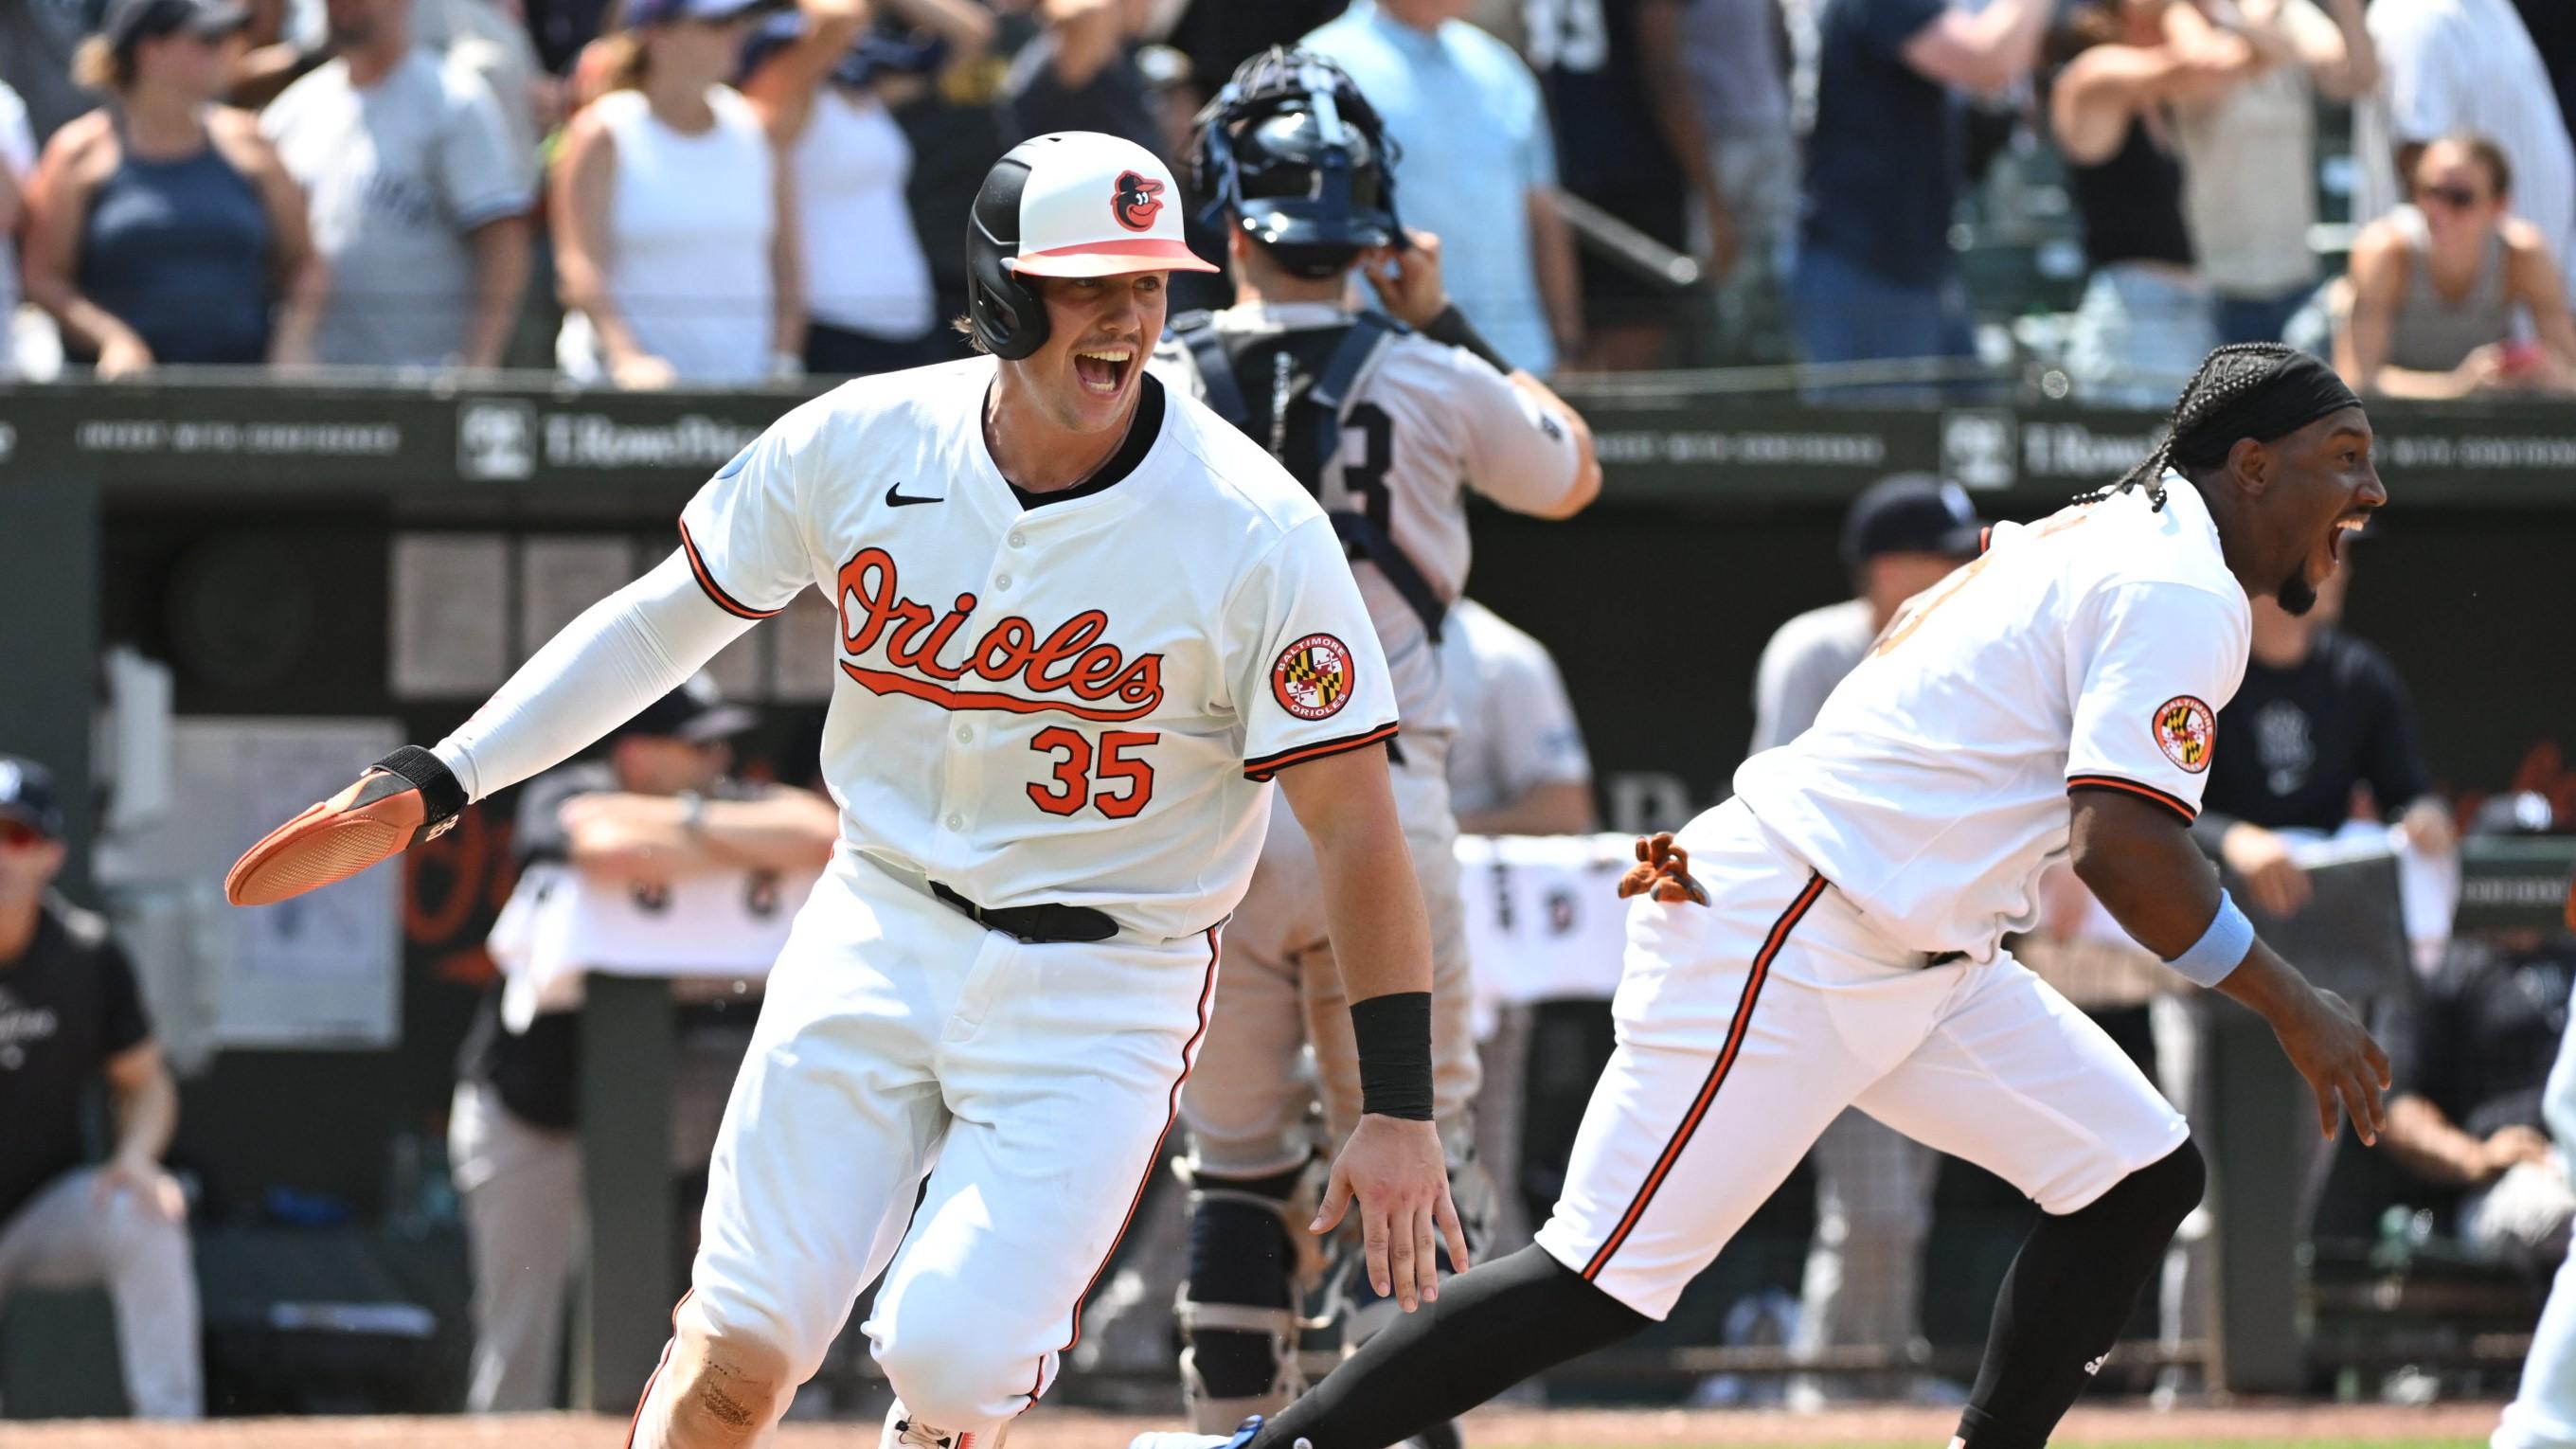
[741,0,990,376]
[552,0,801,388]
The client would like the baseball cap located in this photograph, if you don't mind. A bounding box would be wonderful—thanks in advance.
[613,673,757,745]
[101,0,249,51]
[624,0,780,28]
[998,133,1220,279]
[0,756,63,840]
[1840,474,1984,568]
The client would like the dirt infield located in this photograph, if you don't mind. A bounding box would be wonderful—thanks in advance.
[0,1402,2506,1448]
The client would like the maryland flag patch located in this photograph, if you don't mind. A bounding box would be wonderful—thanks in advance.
[2153,695,2215,774]
[1272,634,1356,722]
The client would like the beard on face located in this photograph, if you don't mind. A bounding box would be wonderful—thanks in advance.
[2276,568,2318,617]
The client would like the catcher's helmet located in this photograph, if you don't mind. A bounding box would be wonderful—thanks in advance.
[965,132,1218,360]
[1190,47,1401,280]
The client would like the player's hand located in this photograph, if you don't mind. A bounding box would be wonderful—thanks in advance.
[2272,984,2390,1145]
[612,351,680,390]
[2399,797,2458,857]
[1362,228,1451,330]
[93,1154,186,1223]
[224,748,466,906]
[2221,822,2311,917]
[2480,1125,2555,1178]
[1314,1113,1472,1313]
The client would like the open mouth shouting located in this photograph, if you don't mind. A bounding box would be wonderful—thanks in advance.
[2319,508,2371,576]
[1074,346,1136,397]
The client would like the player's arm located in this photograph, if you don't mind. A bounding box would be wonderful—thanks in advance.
[227,413,821,905]
[1277,748,1473,1313]
[2065,580,2388,1141]
[2067,788,2388,1143]
[561,785,840,884]
[1234,517,1468,1313]
[1362,228,1601,518]
[222,550,757,906]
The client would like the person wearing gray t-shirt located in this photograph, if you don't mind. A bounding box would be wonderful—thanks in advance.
[1748,472,1981,1408]
[261,0,535,368]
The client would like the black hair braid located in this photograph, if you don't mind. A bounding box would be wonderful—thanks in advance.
[2074,342,2301,512]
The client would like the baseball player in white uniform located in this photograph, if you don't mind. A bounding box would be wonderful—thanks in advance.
[1745,473,1983,1406]
[1144,49,1601,1433]
[1440,599,1597,838]
[221,132,1468,1449]
[1134,343,2395,1449]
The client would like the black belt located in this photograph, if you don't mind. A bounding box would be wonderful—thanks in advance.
[929,881,1118,944]
[1818,876,1968,969]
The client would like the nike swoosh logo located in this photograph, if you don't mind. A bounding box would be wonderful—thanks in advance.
[885,482,944,508]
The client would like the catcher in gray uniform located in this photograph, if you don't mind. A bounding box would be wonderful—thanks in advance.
[1146,47,1602,1434]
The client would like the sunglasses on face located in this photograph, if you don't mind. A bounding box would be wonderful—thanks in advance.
[0,820,48,850]
[2418,183,2486,211]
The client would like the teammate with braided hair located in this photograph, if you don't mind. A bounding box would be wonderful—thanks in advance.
[1133,342,2391,1449]
[1147,46,1601,1437]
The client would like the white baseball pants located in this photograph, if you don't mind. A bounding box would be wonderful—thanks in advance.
[1534,798,2189,1318]
[645,851,1222,1445]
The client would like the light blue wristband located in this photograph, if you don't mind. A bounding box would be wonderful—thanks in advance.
[2166,890,2255,988]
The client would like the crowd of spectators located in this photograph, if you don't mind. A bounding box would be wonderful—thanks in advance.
[0,0,2571,391]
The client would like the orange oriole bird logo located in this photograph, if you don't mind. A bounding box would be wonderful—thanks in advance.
[1112,170,1165,232]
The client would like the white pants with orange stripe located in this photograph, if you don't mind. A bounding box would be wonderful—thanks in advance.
[1532,798,2188,1319]
[647,849,1222,1444]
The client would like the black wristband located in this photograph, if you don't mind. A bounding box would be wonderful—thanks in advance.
[1351,991,1435,1121]
[372,745,468,828]
[1422,304,1513,376]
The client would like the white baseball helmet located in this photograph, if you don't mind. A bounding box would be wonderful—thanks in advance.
[965,132,1218,359]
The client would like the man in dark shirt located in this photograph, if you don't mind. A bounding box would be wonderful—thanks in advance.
[1794,0,2048,394]
[1529,0,1729,370]
[998,0,1164,157]
[2375,794,2575,1271]
[0,755,200,1419]
[449,678,837,1412]
[2195,564,2455,917]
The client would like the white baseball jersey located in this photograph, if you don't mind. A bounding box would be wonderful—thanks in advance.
[1441,598,1595,818]
[1733,475,2253,962]
[677,359,1397,941]
[1150,300,1585,743]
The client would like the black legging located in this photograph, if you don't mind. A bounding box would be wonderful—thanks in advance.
[1251,1139,2207,1449]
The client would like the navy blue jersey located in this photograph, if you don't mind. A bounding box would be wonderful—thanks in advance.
[1528,0,1696,196]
